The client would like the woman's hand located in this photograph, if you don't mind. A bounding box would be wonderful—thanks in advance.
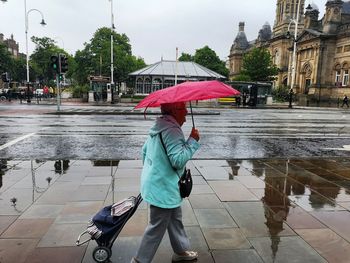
[190,127,200,141]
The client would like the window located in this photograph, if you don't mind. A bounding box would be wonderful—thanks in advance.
[152,78,162,92]
[344,45,350,52]
[136,78,143,94]
[337,46,343,53]
[335,70,341,84]
[343,70,349,86]
[144,78,151,94]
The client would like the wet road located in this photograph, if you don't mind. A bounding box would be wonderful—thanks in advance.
[1,105,350,160]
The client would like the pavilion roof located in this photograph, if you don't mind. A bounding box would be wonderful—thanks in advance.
[129,60,226,79]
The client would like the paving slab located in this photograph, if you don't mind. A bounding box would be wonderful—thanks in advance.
[212,249,264,263]
[55,201,103,224]
[71,185,109,202]
[1,218,54,238]
[194,208,237,228]
[189,194,223,209]
[296,228,350,263]
[208,181,259,201]
[24,246,86,263]
[1,157,350,263]
[249,236,327,263]
[38,222,87,247]
[0,215,18,235]
[0,238,39,263]
[19,204,64,219]
[225,202,296,238]
[202,228,251,249]
[311,210,350,242]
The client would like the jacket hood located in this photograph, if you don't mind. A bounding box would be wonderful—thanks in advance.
[149,115,180,136]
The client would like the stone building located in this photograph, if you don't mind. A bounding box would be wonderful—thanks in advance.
[0,33,20,58]
[229,0,350,103]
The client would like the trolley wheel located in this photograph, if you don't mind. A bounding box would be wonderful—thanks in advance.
[92,246,112,263]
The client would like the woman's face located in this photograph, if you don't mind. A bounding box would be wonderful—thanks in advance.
[172,102,188,126]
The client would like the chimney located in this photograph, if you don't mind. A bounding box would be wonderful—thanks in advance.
[239,22,245,32]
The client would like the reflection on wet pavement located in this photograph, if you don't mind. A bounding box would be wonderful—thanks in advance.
[0,158,350,262]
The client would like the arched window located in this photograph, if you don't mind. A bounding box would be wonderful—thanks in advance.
[152,78,162,92]
[136,78,143,94]
[144,78,151,94]
[164,80,174,88]
[334,64,342,85]
[342,62,349,86]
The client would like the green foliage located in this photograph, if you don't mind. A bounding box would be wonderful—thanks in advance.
[71,84,89,98]
[30,36,68,84]
[73,27,146,85]
[241,47,279,81]
[0,43,27,83]
[193,46,229,78]
[272,85,290,102]
[178,52,193,61]
[233,74,251,81]
[0,43,13,74]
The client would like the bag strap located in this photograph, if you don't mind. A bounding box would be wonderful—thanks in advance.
[159,132,181,178]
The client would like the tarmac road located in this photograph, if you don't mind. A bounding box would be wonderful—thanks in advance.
[0,104,350,160]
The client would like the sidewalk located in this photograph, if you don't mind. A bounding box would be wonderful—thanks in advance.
[1,158,350,262]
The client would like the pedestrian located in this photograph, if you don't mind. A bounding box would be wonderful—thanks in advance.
[132,101,200,263]
[341,95,349,108]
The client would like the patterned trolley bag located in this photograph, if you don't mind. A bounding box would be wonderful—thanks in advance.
[76,194,143,263]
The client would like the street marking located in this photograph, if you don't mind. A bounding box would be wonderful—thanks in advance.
[0,133,36,151]
[323,145,350,151]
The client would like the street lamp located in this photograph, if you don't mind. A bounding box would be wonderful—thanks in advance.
[25,0,46,103]
[286,0,302,95]
[109,0,115,103]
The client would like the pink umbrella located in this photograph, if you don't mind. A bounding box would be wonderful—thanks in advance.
[134,80,240,127]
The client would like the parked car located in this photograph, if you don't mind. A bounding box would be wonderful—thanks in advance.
[34,89,44,98]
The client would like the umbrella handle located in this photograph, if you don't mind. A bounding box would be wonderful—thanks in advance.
[189,101,195,129]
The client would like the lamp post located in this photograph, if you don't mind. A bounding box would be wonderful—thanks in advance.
[110,0,115,103]
[24,0,46,103]
[286,0,302,94]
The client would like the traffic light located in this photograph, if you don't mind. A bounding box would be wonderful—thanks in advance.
[1,72,9,82]
[50,55,59,73]
[59,54,68,73]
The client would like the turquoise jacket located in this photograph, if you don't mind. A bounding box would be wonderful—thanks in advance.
[140,115,200,208]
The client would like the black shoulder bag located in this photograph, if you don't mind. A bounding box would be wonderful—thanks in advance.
[159,133,193,198]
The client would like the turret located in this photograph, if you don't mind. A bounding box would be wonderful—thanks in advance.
[304,3,320,29]
[230,22,249,52]
[323,0,344,34]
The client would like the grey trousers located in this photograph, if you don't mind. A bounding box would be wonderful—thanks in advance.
[134,205,190,263]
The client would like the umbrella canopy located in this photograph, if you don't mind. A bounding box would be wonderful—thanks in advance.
[134,80,240,109]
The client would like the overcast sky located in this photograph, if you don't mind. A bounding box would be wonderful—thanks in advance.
[0,0,327,64]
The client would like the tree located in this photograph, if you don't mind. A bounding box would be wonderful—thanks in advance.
[0,43,13,75]
[11,57,27,83]
[73,27,146,85]
[240,47,279,81]
[193,46,229,78]
[178,52,193,62]
[30,36,67,84]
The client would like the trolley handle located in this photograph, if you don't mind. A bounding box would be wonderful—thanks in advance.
[76,230,92,246]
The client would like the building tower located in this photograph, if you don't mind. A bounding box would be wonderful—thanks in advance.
[228,22,250,79]
[273,0,305,37]
[323,0,344,34]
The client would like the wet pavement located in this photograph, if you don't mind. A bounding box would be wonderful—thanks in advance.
[1,158,350,263]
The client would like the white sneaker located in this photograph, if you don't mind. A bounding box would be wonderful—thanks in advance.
[172,251,198,262]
